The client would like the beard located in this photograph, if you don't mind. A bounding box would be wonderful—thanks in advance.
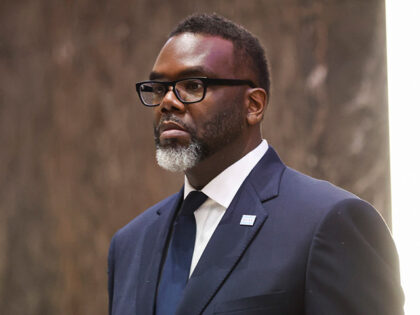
[154,98,244,173]
[155,140,202,172]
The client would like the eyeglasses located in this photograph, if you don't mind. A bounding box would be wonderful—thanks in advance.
[135,77,256,107]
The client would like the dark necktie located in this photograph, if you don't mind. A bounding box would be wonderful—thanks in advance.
[156,191,208,315]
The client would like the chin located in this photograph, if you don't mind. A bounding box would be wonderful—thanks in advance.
[155,142,202,172]
[158,137,188,148]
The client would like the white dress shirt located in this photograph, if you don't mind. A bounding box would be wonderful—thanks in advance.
[184,140,269,276]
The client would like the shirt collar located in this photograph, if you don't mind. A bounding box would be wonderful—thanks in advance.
[184,139,269,208]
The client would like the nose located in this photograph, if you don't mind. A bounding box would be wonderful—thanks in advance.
[158,87,186,113]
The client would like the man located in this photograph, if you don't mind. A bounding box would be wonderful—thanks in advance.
[108,13,404,315]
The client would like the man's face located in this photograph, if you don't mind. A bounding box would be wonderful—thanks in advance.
[151,33,248,172]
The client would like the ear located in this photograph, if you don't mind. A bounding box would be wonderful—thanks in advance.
[245,88,267,126]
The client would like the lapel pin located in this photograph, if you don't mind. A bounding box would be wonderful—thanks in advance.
[240,215,256,226]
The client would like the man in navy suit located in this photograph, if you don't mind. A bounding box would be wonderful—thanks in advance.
[108,13,404,314]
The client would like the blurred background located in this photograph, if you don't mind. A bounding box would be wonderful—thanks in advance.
[0,1,391,314]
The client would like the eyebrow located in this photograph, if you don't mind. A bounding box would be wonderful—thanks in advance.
[149,66,218,80]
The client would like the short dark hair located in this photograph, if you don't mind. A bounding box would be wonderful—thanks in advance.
[169,13,270,99]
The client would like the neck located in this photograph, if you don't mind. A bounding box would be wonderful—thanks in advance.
[185,134,262,189]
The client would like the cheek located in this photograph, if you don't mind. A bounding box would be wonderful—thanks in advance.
[197,104,245,140]
[153,108,161,126]
[185,105,209,132]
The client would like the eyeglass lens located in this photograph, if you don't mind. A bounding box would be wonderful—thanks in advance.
[140,79,205,106]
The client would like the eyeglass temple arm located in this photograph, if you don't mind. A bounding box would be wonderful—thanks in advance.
[204,78,256,88]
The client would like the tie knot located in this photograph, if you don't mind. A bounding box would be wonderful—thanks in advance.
[180,191,208,216]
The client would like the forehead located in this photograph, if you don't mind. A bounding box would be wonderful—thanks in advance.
[151,33,236,80]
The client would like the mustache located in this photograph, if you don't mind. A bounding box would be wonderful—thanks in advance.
[155,114,190,133]
[153,115,196,144]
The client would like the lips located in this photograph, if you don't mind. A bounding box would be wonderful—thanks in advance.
[158,120,190,141]
[160,121,186,132]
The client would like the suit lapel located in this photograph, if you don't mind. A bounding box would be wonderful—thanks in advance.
[176,147,286,315]
[135,189,184,315]
[176,181,266,315]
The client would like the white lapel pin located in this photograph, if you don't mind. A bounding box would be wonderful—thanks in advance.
[240,215,256,226]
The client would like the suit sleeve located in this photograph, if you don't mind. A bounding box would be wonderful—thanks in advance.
[108,235,116,315]
[304,198,405,315]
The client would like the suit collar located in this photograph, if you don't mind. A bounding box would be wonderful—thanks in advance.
[247,146,286,202]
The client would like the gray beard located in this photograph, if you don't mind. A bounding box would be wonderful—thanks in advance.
[155,141,202,172]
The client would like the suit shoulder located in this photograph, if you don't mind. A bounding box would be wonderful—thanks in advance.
[275,166,385,227]
[113,192,179,240]
[280,166,359,208]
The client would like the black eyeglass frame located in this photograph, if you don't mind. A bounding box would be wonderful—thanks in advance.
[135,77,257,107]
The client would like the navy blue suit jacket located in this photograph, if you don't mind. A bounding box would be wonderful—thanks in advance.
[108,147,404,314]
